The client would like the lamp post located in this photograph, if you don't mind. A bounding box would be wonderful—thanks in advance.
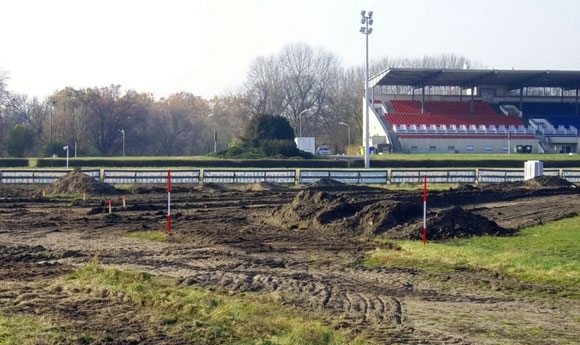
[63,145,69,168]
[339,121,351,147]
[360,10,373,168]
[120,129,125,157]
[298,108,308,137]
[50,103,54,144]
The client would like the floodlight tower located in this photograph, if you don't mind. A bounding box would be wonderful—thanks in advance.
[360,10,373,168]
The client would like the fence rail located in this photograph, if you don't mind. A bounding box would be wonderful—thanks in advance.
[0,168,578,185]
[103,170,200,184]
[0,170,100,184]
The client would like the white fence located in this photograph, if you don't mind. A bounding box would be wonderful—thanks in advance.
[0,170,100,184]
[103,170,200,184]
[299,170,387,184]
[1,168,579,185]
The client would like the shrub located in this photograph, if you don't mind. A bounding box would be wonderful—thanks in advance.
[261,139,300,157]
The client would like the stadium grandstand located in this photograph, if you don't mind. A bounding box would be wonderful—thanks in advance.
[364,68,580,154]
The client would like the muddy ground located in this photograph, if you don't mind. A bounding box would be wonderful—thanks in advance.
[1,172,580,344]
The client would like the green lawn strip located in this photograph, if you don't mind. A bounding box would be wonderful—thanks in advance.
[63,261,372,345]
[367,217,580,291]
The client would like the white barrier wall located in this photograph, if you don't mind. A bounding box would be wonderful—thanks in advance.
[0,167,579,185]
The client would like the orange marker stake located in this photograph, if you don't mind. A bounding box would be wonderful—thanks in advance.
[108,200,112,214]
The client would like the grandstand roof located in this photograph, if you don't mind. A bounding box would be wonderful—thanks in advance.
[369,68,580,91]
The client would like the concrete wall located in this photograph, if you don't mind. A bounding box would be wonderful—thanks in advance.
[398,137,539,154]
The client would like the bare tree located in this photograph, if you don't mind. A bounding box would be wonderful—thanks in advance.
[321,66,365,152]
[244,43,342,139]
[0,69,11,156]
[148,93,209,156]
[208,93,252,151]
[73,85,152,156]
[244,56,286,116]
[2,95,52,155]
[49,88,92,155]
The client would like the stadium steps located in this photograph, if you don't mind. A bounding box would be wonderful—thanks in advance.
[538,139,557,154]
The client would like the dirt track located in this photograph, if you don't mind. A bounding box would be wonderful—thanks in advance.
[1,174,580,344]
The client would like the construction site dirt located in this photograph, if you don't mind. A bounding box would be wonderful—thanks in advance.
[1,171,579,344]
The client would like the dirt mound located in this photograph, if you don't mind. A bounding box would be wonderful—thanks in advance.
[454,184,480,192]
[194,182,228,192]
[387,206,510,240]
[270,190,423,238]
[48,171,119,195]
[481,175,577,194]
[270,189,510,241]
[356,200,424,236]
[525,175,577,188]
[246,182,289,191]
[278,190,346,221]
[131,186,167,194]
[427,207,511,240]
[310,178,345,187]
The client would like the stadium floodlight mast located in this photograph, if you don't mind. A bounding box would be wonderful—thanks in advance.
[360,10,373,168]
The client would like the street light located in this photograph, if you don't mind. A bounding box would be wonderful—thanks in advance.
[63,145,69,169]
[360,10,373,168]
[50,101,55,144]
[298,108,309,138]
[339,121,351,147]
[120,129,125,157]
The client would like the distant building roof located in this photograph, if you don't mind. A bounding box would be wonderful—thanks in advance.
[369,68,580,90]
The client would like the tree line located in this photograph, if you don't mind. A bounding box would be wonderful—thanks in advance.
[0,44,478,158]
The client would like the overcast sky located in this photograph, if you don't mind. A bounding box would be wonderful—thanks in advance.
[2,0,580,100]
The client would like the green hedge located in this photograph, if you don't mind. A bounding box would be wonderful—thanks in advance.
[34,158,350,169]
[25,157,580,169]
[0,158,29,167]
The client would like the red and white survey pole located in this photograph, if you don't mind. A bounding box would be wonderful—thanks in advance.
[167,169,171,234]
[422,174,427,245]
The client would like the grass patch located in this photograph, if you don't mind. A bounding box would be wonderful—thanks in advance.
[0,313,63,344]
[43,193,85,199]
[377,183,461,191]
[367,216,580,289]
[62,260,372,344]
[123,230,168,242]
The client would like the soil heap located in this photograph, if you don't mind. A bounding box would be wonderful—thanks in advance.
[245,182,288,192]
[273,188,511,241]
[47,170,119,195]
[311,178,345,187]
[388,206,511,240]
[524,175,577,188]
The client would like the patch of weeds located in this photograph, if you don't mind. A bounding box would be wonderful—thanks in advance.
[123,230,167,242]
[0,313,65,344]
[63,261,374,345]
[79,333,96,344]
